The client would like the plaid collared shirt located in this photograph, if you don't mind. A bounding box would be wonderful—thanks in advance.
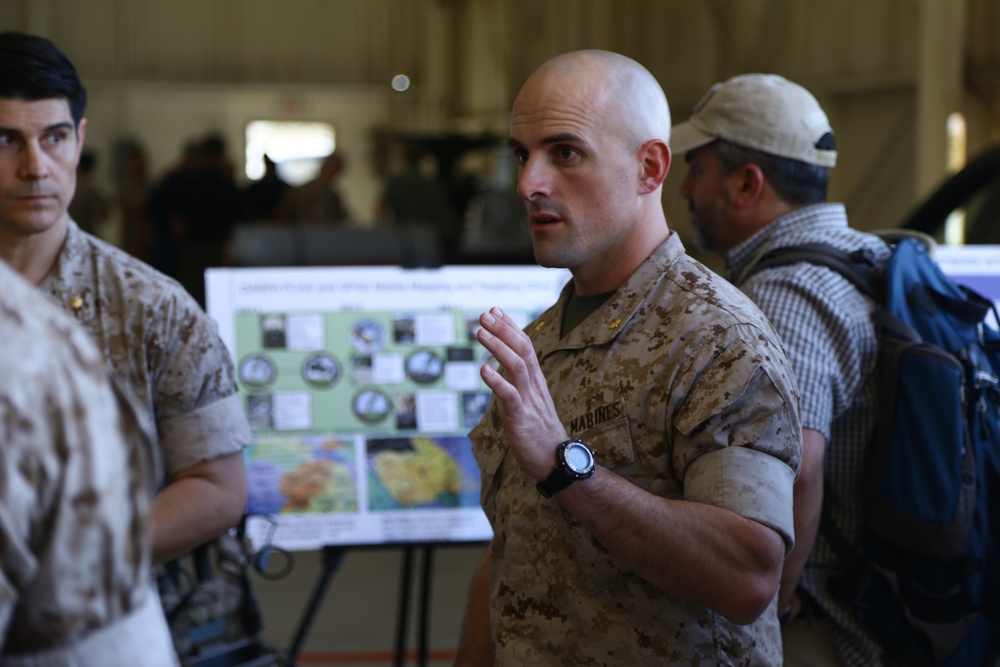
[727,203,891,667]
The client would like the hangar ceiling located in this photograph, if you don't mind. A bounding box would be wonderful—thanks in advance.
[2,0,995,244]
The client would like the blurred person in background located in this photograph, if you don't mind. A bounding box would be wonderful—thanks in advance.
[67,148,109,237]
[278,149,352,224]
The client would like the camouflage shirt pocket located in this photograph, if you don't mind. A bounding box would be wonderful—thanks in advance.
[576,401,636,470]
[569,411,637,593]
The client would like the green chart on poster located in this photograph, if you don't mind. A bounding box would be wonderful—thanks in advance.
[206,265,570,551]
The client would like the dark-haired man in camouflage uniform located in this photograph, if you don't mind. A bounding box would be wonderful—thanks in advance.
[0,31,249,567]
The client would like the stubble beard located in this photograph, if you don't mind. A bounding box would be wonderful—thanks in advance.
[689,210,717,253]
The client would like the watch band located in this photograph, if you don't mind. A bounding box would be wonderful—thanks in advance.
[536,465,576,498]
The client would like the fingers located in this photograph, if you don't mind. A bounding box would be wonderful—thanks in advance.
[477,308,531,376]
[481,308,535,358]
[477,308,526,401]
[475,307,568,477]
[480,361,517,404]
[479,307,522,339]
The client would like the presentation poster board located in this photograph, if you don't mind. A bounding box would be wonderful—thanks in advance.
[206,265,570,551]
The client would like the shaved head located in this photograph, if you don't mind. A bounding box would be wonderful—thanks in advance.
[517,50,671,152]
[507,49,674,294]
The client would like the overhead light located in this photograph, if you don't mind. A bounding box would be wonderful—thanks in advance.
[391,74,411,92]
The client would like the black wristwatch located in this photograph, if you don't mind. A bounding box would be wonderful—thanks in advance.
[536,438,596,498]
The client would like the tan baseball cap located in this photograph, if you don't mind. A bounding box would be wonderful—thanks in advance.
[670,73,837,168]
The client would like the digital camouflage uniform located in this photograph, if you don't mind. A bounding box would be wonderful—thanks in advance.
[472,233,802,666]
[39,219,251,482]
[0,259,177,666]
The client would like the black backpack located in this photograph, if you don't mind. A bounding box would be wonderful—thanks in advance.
[749,238,1000,666]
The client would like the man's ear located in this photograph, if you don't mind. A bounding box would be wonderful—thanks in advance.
[729,162,765,209]
[75,117,88,163]
[637,139,670,195]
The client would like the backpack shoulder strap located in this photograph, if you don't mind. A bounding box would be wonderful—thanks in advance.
[747,243,881,302]
[746,243,885,595]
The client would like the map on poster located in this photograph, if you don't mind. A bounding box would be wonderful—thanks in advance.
[205,265,570,551]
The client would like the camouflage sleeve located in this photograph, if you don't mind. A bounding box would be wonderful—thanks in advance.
[672,325,802,553]
[152,293,251,476]
[158,394,252,475]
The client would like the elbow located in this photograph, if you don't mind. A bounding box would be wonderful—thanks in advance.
[717,528,784,625]
[215,452,248,528]
[221,477,248,528]
[221,495,247,529]
[202,459,247,531]
[720,572,781,625]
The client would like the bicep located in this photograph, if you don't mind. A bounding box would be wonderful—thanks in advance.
[172,451,246,492]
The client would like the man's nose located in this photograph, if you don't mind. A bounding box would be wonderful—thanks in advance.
[516,157,552,201]
[18,142,49,180]
[679,170,693,199]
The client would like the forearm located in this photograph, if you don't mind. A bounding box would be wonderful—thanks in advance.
[150,452,247,565]
[455,545,495,667]
[557,465,785,624]
[777,428,826,614]
[472,307,789,624]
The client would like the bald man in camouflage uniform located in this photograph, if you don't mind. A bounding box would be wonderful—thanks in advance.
[0,259,177,666]
[455,51,802,666]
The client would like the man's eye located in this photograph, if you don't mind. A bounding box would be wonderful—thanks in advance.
[511,149,527,165]
[556,147,578,160]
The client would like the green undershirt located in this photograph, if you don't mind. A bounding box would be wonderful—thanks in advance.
[561,288,616,338]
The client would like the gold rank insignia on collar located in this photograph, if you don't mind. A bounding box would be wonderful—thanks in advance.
[69,295,85,311]
[609,318,622,329]
[533,320,546,333]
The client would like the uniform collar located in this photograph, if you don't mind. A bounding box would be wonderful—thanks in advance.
[39,218,96,323]
[529,233,688,356]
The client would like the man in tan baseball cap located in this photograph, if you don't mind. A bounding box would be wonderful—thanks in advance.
[671,73,837,170]
[672,73,892,667]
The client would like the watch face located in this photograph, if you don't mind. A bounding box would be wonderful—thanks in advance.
[564,441,594,474]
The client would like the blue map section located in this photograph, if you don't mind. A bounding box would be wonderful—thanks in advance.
[246,436,358,515]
